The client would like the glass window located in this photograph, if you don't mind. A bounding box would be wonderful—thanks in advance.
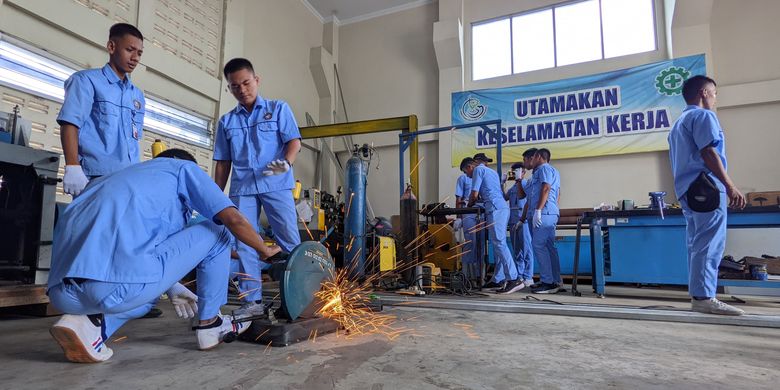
[512,10,555,73]
[472,19,512,80]
[602,0,656,58]
[555,0,603,67]
[0,39,212,147]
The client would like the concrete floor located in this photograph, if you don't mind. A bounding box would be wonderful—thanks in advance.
[1,288,779,390]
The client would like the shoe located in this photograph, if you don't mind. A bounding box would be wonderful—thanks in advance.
[232,301,267,317]
[50,314,113,363]
[532,283,562,294]
[194,314,251,350]
[141,307,163,319]
[497,279,525,294]
[691,298,745,316]
[524,279,537,289]
[482,280,503,289]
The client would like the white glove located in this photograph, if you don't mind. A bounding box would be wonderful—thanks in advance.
[533,209,543,228]
[514,169,523,180]
[262,159,291,176]
[167,282,198,319]
[453,218,463,232]
[63,165,89,196]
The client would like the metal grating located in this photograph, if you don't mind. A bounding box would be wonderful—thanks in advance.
[71,0,139,24]
[150,0,223,77]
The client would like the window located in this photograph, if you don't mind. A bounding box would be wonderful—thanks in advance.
[0,39,213,147]
[472,0,657,80]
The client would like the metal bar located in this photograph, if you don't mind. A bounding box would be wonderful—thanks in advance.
[409,115,419,199]
[377,294,780,329]
[399,119,502,138]
[300,116,413,139]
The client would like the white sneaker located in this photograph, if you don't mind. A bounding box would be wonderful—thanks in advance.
[691,298,745,316]
[232,301,267,317]
[195,314,251,350]
[50,314,113,363]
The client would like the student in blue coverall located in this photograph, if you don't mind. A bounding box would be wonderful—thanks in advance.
[462,158,524,294]
[520,148,563,294]
[668,75,746,316]
[504,161,535,288]
[454,170,483,282]
[57,23,146,196]
[213,58,302,316]
[47,149,285,363]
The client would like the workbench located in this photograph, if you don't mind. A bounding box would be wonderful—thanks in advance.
[576,206,780,296]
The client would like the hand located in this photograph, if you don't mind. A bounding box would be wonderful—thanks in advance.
[515,169,524,180]
[167,282,198,319]
[501,173,508,184]
[533,209,542,228]
[453,218,463,232]
[726,185,746,209]
[63,165,89,196]
[262,159,291,176]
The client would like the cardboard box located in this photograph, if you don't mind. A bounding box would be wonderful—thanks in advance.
[743,256,780,275]
[747,191,780,207]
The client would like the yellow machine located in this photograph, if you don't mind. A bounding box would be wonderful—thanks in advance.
[378,236,396,272]
[419,223,459,271]
[419,262,443,290]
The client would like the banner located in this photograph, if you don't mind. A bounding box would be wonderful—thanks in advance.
[451,54,706,166]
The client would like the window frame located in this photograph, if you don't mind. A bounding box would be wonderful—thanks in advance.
[470,0,658,81]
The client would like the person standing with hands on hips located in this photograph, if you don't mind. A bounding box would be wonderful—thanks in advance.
[213,58,302,317]
[668,75,746,316]
[58,23,146,196]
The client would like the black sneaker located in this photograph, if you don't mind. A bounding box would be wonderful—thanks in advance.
[482,280,503,289]
[532,283,562,294]
[497,279,524,294]
[142,307,163,319]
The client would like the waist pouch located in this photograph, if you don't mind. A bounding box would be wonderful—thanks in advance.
[686,171,720,212]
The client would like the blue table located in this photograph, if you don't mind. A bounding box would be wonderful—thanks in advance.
[580,207,780,297]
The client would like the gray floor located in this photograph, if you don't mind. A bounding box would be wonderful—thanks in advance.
[1,289,779,390]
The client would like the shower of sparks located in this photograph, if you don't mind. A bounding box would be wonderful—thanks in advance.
[408,156,425,176]
[301,218,315,240]
[315,267,411,341]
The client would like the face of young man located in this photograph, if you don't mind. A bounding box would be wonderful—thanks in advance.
[701,82,718,110]
[522,155,535,170]
[108,34,143,76]
[227,68,260,109]
[463,164,475,178]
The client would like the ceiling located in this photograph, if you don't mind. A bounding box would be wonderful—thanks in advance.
[303,0,433,24]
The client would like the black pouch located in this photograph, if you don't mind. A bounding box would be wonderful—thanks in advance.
[686,171,720,212]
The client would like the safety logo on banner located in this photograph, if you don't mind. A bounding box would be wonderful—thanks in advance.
[460,96,487,121]
[655,66,691,96]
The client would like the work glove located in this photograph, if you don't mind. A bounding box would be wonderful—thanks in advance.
[453,218,463,232]
[63,165,89,196]
[262,159,291,176]
[533,209,543,228]
[167,282,198,319]
[514,169,524,180]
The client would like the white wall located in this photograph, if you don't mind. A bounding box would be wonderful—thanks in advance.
[220,0,326,191]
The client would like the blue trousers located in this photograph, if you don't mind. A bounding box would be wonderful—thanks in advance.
[681,192,727,298]
[230,190,301,302]
[48,221,231,338]
[461,215,483,280]
[487,208,518,283]
[510,220,535,281]
[531,214,560,284]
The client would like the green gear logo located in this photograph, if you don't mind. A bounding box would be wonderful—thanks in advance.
[655,66,691,96]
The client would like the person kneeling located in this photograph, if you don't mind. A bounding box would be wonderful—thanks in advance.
[47,149,284,363]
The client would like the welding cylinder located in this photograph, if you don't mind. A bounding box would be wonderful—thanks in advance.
[344,149,368,279]
[399,184,419,283]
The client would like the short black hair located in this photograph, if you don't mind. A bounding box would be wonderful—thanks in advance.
[522,148,538,158]
[682,75,716,104]
[223,58,254,78]
[109,23,143,41]
[535,148,551,162]
[155,148,197,163]
[510,162,524,170]
[460,157,475,171]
